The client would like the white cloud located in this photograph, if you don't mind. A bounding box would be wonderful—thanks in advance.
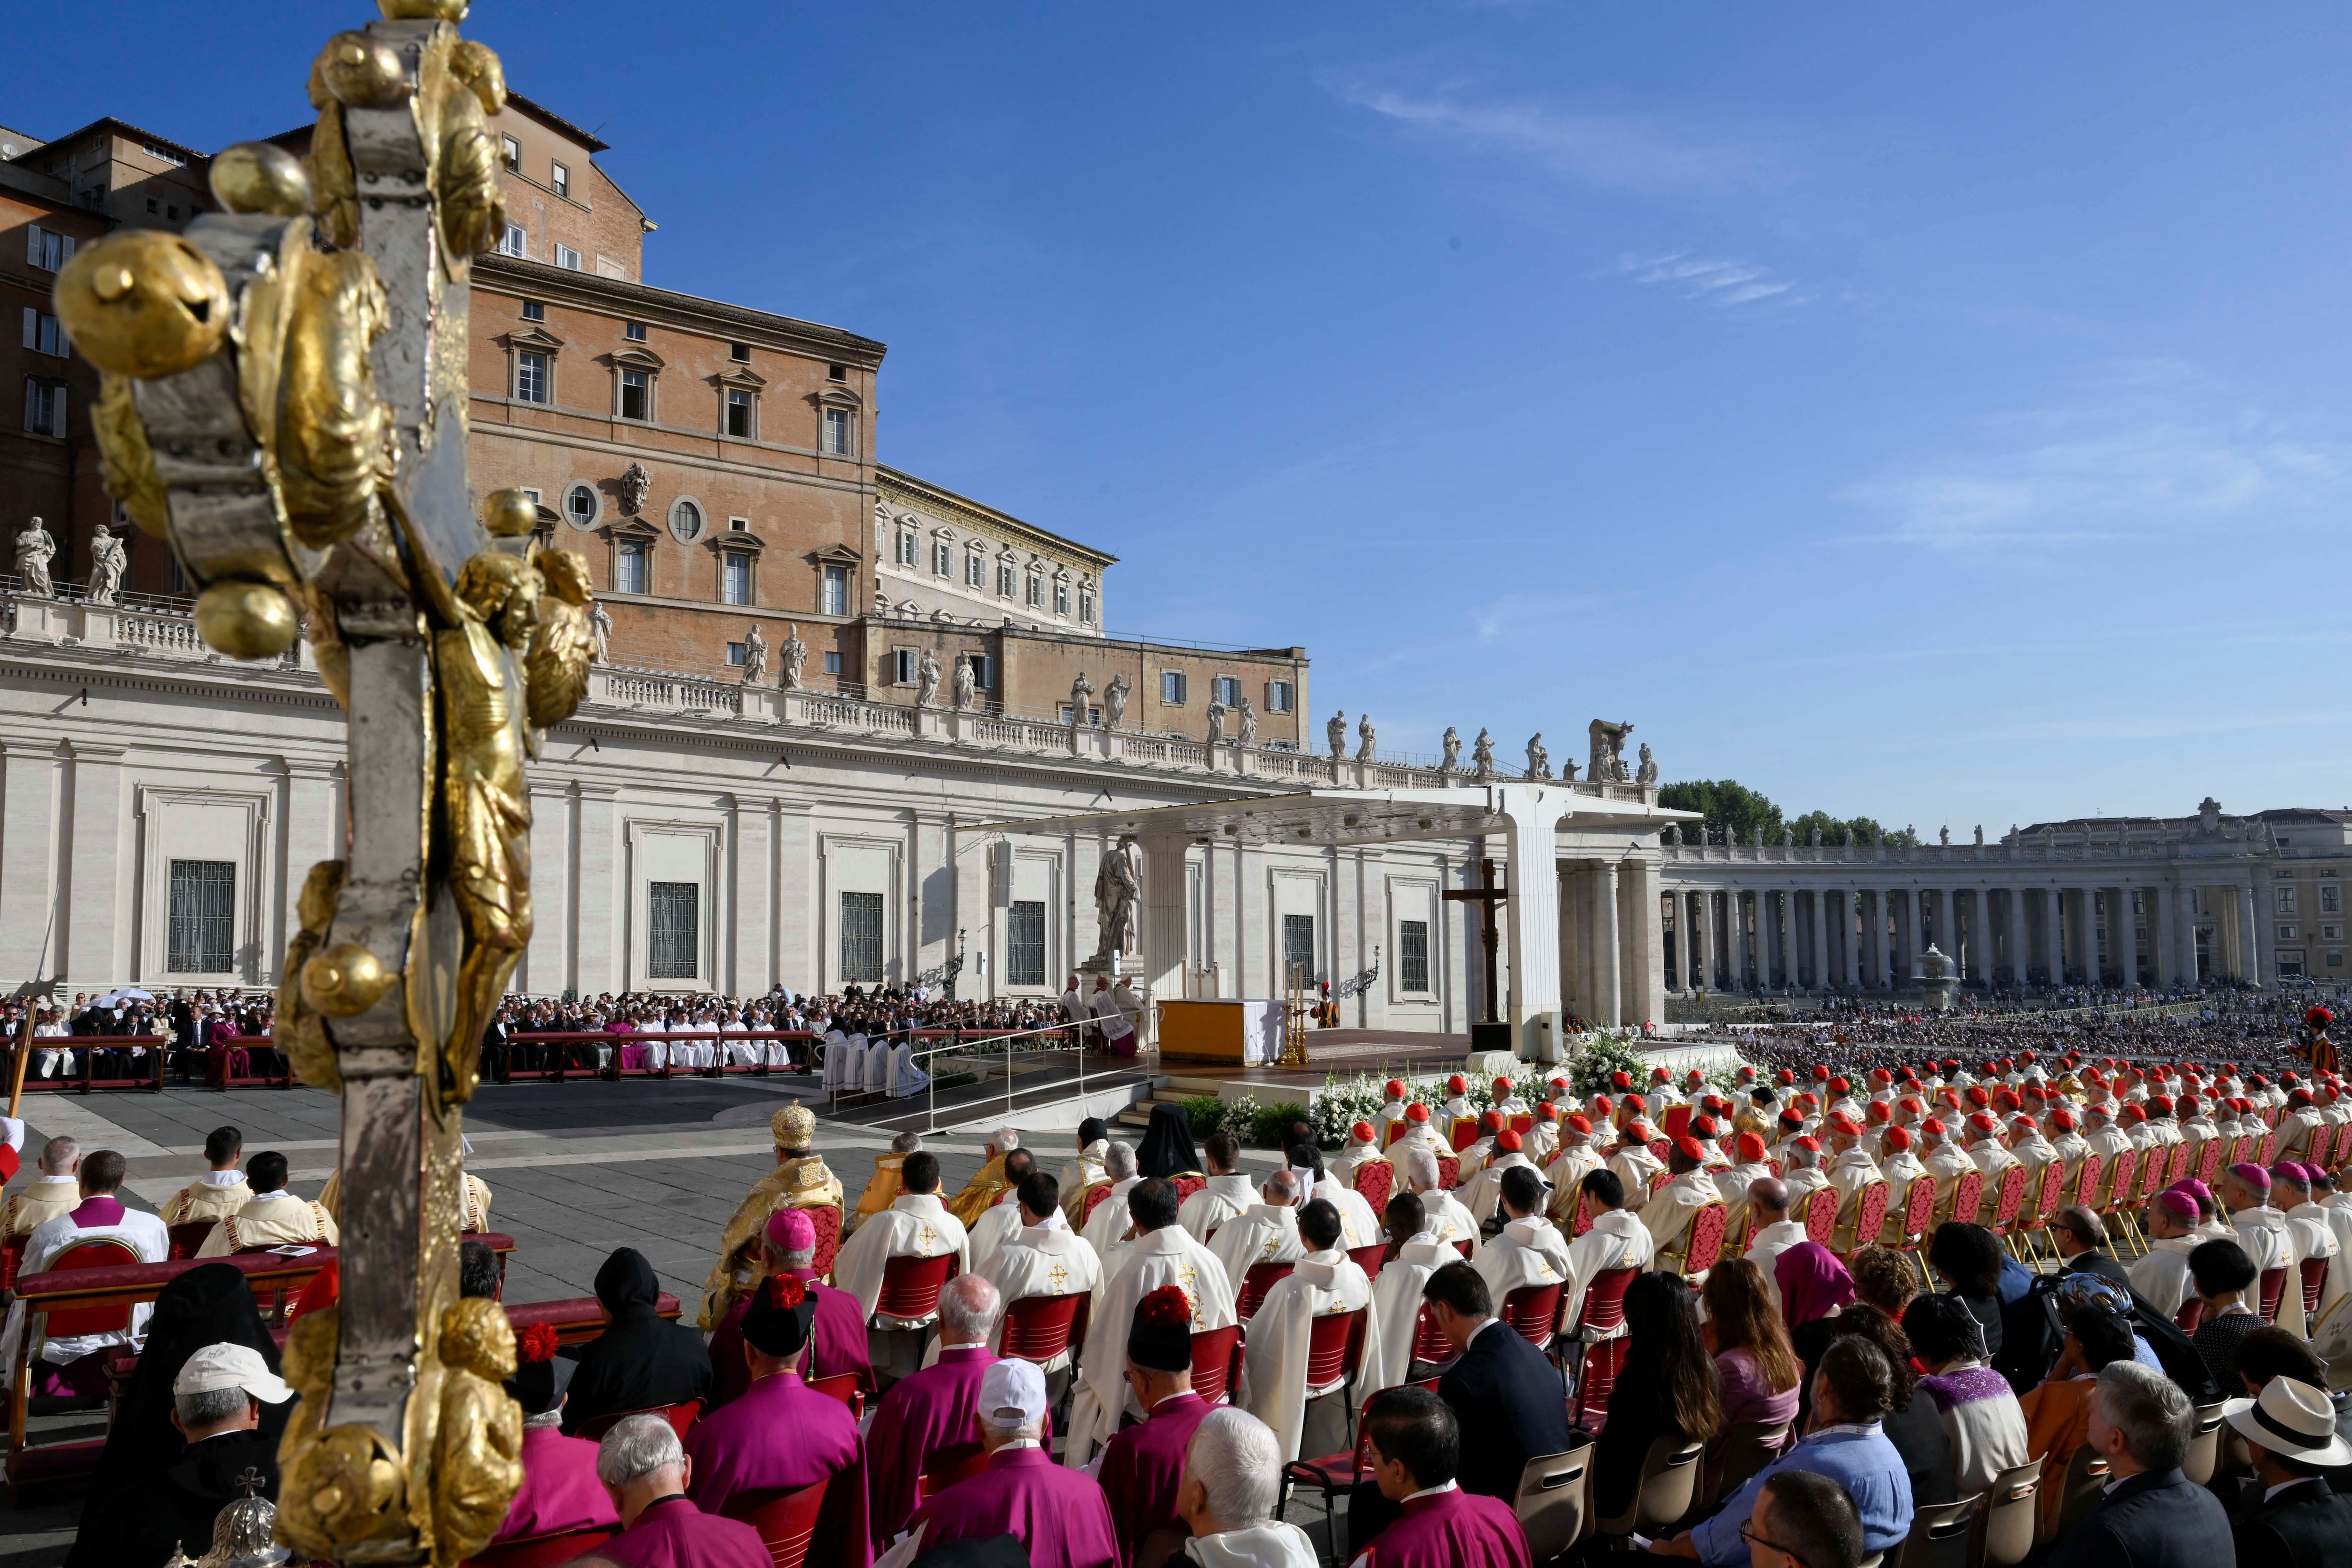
[1838,362,2349,549]
[1612,250,1806,308]
[1320,74,1779,196]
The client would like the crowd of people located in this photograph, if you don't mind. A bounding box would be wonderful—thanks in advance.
[0,990,280,1084]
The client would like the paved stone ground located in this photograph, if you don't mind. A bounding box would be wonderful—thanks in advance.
[0,1076,1305,1566]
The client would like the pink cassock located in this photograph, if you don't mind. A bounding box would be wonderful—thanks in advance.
[866,1344,997,1548]
[1360,1486,1531,1568]
[492,1425,620,1542]
[705,1275,873,1408]
[683,1370,872,1566]
[597,1496,770,1568]
[1097,1391,1214,1568]
[909,1446,1120,1568]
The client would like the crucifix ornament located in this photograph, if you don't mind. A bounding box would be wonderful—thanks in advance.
[52,3,595,1561]
[1443,857,1509,1025]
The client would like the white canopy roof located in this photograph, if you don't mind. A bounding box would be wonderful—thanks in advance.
[968,783,1697,848]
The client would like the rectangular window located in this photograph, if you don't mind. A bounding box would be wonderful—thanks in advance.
[1282,913,1317,984]
[501,135,521,171]
[22,382,65,437]
[1161,671,1187,705]
[1079,589,1095,624]
[1211,675,1240,706]
[2280,924,2300,941]
[726,641,747,667]
[615,541,647,594]
[2324,886,2342,915]
[824,650,844,674]
[725,389,753,438]
[966,553,985,587]
[521,299,545,321]
[965,654,993,689]
[1399,919,1430,993]
[625,321,648,342]
[143,143,188,166]
[2325,925,2344,941]
[1054,580,1071,616]
[1266,680,1293,713]
[1059,705,1102,727]
[555,243,581,271]
[731,342,752,363]
[514,350,549,404]
[26,224,70,272]
[499,222,527,258]
[2279,887,2300,914]
[893,649,920,684]
[648,881,699,980]
[1025,575,1043,608]
[551,161,570,198]
[893,530,914,567]
[821,565,848,617]
[723,554,751,606]
[933,541,953,577]
[1008,901,1048,987]
[619,368,649,421]
[997,563,1015,597]
[22,309,67,357]
[840,891,885,983]
[167,860,236,973]
[822,407,852,456]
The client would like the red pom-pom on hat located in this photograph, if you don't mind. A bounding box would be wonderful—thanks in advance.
[517,1322,560,1366]
[766,1274,808,1310]
[1135,1283,1192,1330]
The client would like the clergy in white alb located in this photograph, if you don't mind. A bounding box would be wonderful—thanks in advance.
[1178,1132,1253,1243]
[1457,1131,1545,1229]
[1059,1119,1112,1225]
[965,1150,1038,1275]
[195,1151,337,1255]
[1237,1200,1378,1464]
[1714,1132,1774,1238]
[0,1149,170,1388]
[1078,1142,1143,1264]
[2224,1164,2305,1335]
[1208,1172,1307,1293]
[1364,1209,1457,1394]
[2126,1189,2203,1318]
[1287,1142,1379,1251]
[2279,1165,2344,1320]
[1062,1180,1236,1468]
[1327,1123,1383,1189]
[1606,1123,1664,1212]
[831,1152,971,1320]
[1639,1139,1724,1275]
[1471,1167,1574,1312]
[1740,1179,1808,1312]
[980,1172,1102,1370]
[1558,1167,1655,1329]
[1543,1116,1605,1225]
[1397,1149,1479,1259]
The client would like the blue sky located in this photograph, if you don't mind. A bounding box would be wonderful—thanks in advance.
[14,4,2352,829]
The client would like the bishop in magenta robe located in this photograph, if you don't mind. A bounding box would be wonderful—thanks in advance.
[591,1494,769,1568]
[866,1340,998,1548]
[704,1274,871,1407]
[900,1446,1119,1568]
[494,1423,619,1542]
[1353,1484,1531,1568]
[1098,1390,1213,1568]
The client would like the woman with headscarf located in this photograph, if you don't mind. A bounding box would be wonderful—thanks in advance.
[65,1262,284,1568]
[1592,1272,1722,1523]
[562,1247,713,1434]
[1134,1104,1202,1181]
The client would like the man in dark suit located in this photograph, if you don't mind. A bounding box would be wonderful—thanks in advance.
[2045,1361,2233,1568]
[2049,1206,2132,1287]
[1348,1259,1570,1554]
[2227,1375,2352,1565]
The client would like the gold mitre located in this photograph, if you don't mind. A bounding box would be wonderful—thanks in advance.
[771,1102,816,1150]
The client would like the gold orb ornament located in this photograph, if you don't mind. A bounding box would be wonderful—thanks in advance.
[51,231,231,380]
[303,941,393,1018]
[378,0,469,19]
[481,489,539,538]
[318,32,409,109]
[194,580,300,659]
[209,142,313,217]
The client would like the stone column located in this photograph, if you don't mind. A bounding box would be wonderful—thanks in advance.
[2113,887,2140,987]
[574,782,621,995]
[2149,886,2175,988]
[1694,887,1716,991]
[2242,882,2267,987]
[2068,888,2094,985]
[1755,889,1776,988]
[1140,834,1191,1041]
[1811,889,1829,991]
[1592,860,1623,1027]
[1887,887,1914,989]
[1495,785,1570,1052]
[62,742,128,989]
[1726,890,1747,990]
[2175,885,2201,986]
[1620,858,1665,1026]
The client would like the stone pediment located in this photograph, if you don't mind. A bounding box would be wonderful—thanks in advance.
[810,543,861,566]
[605,516,661,541]
[501,326,566,352]
[811,384,863,410]
[606,346,665,371]
[715,365,766,389]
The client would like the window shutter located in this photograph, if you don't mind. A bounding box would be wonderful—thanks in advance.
[49,387,66,438]
[22,381,36,433]
[61,235,74,263]
[22,307,34,349]
[25,224,40,266]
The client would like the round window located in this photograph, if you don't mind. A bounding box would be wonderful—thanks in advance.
[668,497,704,544]
[564,482,601,530]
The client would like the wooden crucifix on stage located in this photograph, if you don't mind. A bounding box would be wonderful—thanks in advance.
[1444,857,1514,1051]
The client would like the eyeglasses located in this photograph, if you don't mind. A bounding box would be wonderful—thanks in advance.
[1740,1524,1810,1568]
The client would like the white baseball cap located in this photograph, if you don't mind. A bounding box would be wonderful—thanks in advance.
[174,1342,294,1405]
[979,1357,1046,1429]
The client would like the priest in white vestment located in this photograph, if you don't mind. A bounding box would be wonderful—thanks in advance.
[1062,1182,1236,1468]
[1363,1196,1456,1392]
[1458,1131,1544,1229]
[831,1152,971,1319]
[1287,1143,1378,1251]
[1544,1115,1604,1224]
[1382,1104,1448,1172]
[2225,1163,2305,1335]
[981,1175,1103,1369]
[1606,1121,1664,1212]
[1558,1167,1654,1329]
[1078,1142,1143,1263]
[1639,1139,1724,1274]
[1327,1123,1383,1188]
[2280,1165,2344,1320]
[1472,1167,1575,1311]
[1740,1179,1807,1312]
[1372,1081,1411,1149]
[1059,1119,1112,1224]
[1398,1148,1479,1258]
[965,1154,1036,1277]
[1,1149,169,1388]
[1178,1132,1254,1243]
[1209,1172,1307,1289]
[2127,1190,2203,1318]
[1714,1132,1774,1237]
[1238,1200,1378,1463]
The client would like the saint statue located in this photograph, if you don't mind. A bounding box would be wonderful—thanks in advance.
[1326,710,1347,760]
[741,624,767,682]
[1587,719,1634,783]
[588,601,614,663]
[1206,700,1227,744]
[1781,825,1794,848]
[1525,733,1549,779]
[916,647,941,707]
[1665,822,1681,845]
[952,655,975,710]
[1356,713,1376,761]
[1104,672,1130,728]
[1441,726,1461,772]
[1091,836,1141,963]
[779,623,807,689]
[1236,694,1257,746]
[1472,728,1495,782]
[1635,742,1658,785]
[1561,757,1579,781]
[87,523,126,606]
[1938,824,1950,846]
[14,517,55,599]
[1974,824,1985,846]
[1810,826,1823,846]
[1070,670,1094,726]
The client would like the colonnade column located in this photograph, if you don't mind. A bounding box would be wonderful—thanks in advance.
[1591,862,1622,1026]
[2241,882,2266,987]
[1757,890,1779,988]
[2175,886,2201,985]
[2150,888,2175,988]
[1694,888,1717,992]
[1494,785,1570,1053]
[1811,890,1829,991]
[1887,887,1914,988]
[2115,887,2142,986]
[1729,891,1749,990]
[1621,859,1664,1025]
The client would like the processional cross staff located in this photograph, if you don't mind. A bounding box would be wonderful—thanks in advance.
[52,3,596,1561]
[1443,857,1509,1025]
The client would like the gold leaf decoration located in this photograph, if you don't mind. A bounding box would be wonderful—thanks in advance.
[276,858,349,1092]
[91,375,168,537]
[278,247,396,548]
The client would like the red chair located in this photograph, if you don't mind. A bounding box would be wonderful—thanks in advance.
[2174,1297,2205,1332]
[1189,1325,1243,1405]
[1649,1139,1671,1165]
[2071,1155,2103,1218]
[872,1254,957,1330]
[1889,1177,1936,1261]
[1406,1303,1456,1373]
[463,1527,618,1568]
[2137,1143,2169,1208]
[1450,1119,1480,1154]
[1352,1161,1393,1216]
[804,1205,842,1280]
[1237,1260,1295,1322]
[1570,1266,1640,1427]
[0,1233,27,1291]
[1346,1244,1387,1281]
[2196,1137,2226,1190]
[2302,1257,2331,1319]
[576,1399,702,1442]
[1508,1114,1534,1139]
[1000,1292,1090,1369]
[1436,1157,1462,1189]
[1801,1185,1838,1247]
[2258,1267,2288,1323]
[916,1441,989,1501]
[807,1372,866,1420]
[1282,1417,1374,1553]
[1302,1308,1368,1399]
[1569,1190,1595,1238]
[1679,1203,1730,1279]
[1951,1170,1986,1228]
[718,1479,830,1568]
[2230,1134,2256,1171]
[166,1222,215,1261]
[1841,1182,1889,1258]
[32,1239,142,1346]
[1170,1175,1207,1202]
[2258,1131,2283,1168]
[2313,1125,2337,1169]
[1501,1284,1564,1351]
[2099,1149,2138,1229]
[1081,1182,1116,1225]
[2168,1141,2193,1186]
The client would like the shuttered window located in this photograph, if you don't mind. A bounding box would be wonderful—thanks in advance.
[648,882,699,980]
[1399,919,1430,993]
[1008,900,1047,987]
[168,861,236,973]
[840,892,884,982]
[1282,914,1317,985]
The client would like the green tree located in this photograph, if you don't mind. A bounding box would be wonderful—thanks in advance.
[1782,809,1913,847]
[1657,779,1785,844]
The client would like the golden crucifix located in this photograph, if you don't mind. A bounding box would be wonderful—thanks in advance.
[51,3,594,1561]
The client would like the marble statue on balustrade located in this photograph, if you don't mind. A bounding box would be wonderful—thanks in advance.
[1091,835,1141,966]
[86,524,125,607]
[741,624,768,682]
[620,462,652,515]
[1071,671,1094,727]
[1525,734,1550,779]
[1357,713,1376,761]
[1206,700,1227,744]
[916,648,942,706]
[1635,742,1658,786]
[1781,826,1794,848]
[1236,694,1257,746]
[1665,822,1680,845]
[952,655,975,710]
[1441,727,1461,773]
[588,602,614,663]
[1104,672,1130,727]
[779,624,807,689]
[1810,827,1822,846]
[1938,825,1950,846]
[1327,710,1348,760]
[14,518,53,599]
[1588,719,1634,783]
[1472,728,1496,782]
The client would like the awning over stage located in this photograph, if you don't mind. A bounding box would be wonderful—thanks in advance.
[965,783,1692,847]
